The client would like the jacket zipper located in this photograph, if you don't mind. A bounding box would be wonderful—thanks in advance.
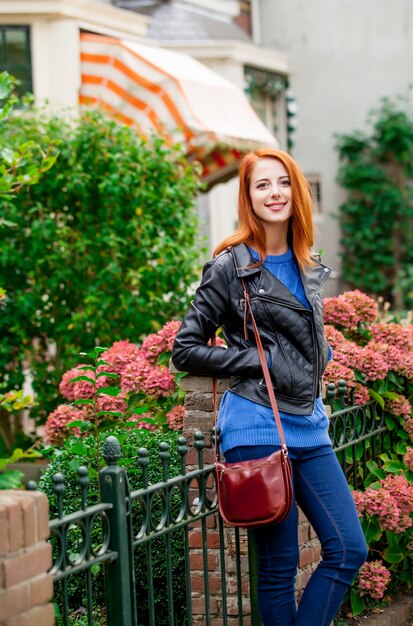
[249,294,318,412]
[252,295,310,312]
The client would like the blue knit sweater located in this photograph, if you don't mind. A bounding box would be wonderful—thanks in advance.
[217,248,332,453]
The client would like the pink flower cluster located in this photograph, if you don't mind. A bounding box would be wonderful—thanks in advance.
[97,394,127,414]
[385,394,412,419]
[356,347,389,381]
[404,418,413,441]
[370,323,413,352]
[121,354,175,398]
[323,297,360,330]
[44,404,86,445]
[141,321,181,364]
[102,340,142,375]
[323,361,356,390]
[59,366,96,401]
[404,446,413,472]
[323,290,378,330]
[353,474,413,533]
[127,412,157,431]
[166,405,186,431]
[46,321,186,443]
[354,384,370,405]
[358,560,391,600]
[343,290,379,323]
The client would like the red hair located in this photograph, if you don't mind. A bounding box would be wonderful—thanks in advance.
[213,149,315,269]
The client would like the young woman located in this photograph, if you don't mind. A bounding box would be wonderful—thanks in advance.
[172,148,367,626]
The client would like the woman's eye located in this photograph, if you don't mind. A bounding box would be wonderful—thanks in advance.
[281,179,290,186]
[257,182,268,189]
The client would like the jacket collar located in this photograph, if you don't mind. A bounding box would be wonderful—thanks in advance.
[230,243,332,305]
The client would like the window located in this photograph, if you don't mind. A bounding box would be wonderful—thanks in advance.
[306,174,322,214]
[0,26,32,96]
[244,66,289,150]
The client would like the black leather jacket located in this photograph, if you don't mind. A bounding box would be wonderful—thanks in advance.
[172,243,332,415]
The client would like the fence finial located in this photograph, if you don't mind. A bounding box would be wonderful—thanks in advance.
[103,436,121,465]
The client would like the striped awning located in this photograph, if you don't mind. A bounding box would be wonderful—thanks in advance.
[80,33,277,186]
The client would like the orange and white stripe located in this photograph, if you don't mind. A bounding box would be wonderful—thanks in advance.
[79,33,277,184]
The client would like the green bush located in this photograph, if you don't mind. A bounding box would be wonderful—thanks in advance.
[39,427,187,625]
[335,95,413,309]
[0,106,202,418]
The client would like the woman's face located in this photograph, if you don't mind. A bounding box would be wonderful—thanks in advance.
[249,157,292,227]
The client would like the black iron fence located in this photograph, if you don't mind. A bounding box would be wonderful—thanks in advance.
[29,382,391,626]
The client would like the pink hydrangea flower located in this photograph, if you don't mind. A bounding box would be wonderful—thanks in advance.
[59,365,112,401]
[141,321,182,363]
[332,338,365,370]
[121,354,175,398]
[97,394,127,414]
[127,412,157,431]
[403,417,413,440]
[352,490,365,516]
[370,322,413,352]
[102,340,142,375]
[357,474,413,534]
[341,289,379,324]
[44,404,86,445]
[59,366,96,401]
[404,447,413,472]
[366,341,412,379]
[354,384,370,405]
[385,394,412,419]
[356,346,389,381]
[324,325,347,350]
[358,561,391,600]
[166,405,186,431]
[323,297,359,330]
[323,361,356,390]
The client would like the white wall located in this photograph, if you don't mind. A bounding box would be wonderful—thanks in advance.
[31,19,81,107]
[259,0,413,293]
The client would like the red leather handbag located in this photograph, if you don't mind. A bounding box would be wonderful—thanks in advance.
[214,279,293,528]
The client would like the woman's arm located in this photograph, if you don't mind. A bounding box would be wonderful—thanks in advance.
[172,261,264,378]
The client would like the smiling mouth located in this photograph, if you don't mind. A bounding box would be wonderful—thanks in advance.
[265,202,286,209]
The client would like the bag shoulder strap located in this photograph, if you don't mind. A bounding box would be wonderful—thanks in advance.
[213,278,288,462]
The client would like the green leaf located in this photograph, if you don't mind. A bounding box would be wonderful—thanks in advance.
[96,372,119,379]
[96,410,123,418]
[96,386,120,396]
[96,418,119,429]
[68,443,89,456]
[0,470,23,489]
[0,72,12,99]
[94,346,108,354]
[73,398,94,406]
[130,406,150,415]
[383,544,406,564]
[385,415,396,430]
[361,516,382,543]
[67,420,86,428]
[368,388,385,408]
[350,588,365,616]
[76,365,96,372]
[1,147,15,165]
[366,460,386,479]
[91,563,101,576]
[382,460,405,474]
[69,375,95,384]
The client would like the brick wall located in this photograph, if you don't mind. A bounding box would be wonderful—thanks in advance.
[0,490,54,626]
[182,375,322,624]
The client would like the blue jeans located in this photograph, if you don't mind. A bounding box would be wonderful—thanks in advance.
[224,444,368,626]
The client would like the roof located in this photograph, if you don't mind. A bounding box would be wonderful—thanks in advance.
[114,0,251,42]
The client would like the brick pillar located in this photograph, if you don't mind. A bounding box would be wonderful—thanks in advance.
[0,490,54,626]
[182,374,323,624]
